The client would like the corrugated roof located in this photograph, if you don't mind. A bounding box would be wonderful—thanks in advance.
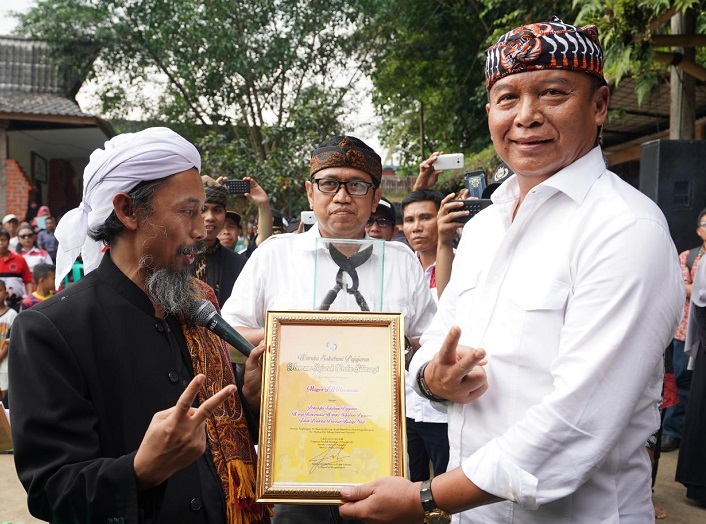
[0,35,93,119]
[0,35,78,95]
[0,90,89,117]
[603,77,706,148]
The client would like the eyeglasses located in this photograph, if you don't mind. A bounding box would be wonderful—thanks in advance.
[18,234,35,239]
[366,217,394,228]
[312,178,374,197]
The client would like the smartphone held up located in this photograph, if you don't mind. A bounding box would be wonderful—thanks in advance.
[222,179,251,194]
[433,153,464,171]
[452,199,493,224]
[301,211,316,231]
[464,170,487,199]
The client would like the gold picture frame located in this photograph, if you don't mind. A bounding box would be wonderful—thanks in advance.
[257,310,407,504]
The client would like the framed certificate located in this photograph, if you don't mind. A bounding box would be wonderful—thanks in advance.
[257,311,407,504]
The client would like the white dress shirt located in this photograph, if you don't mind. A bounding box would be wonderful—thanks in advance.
[221,224,438,422]
[411,147,684,523]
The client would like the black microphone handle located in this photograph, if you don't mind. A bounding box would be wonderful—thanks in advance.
[205,311,254,358]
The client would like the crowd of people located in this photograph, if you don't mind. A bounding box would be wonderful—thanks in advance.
[1,16,705,524]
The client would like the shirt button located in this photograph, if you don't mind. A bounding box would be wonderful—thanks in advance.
[168,372,179,383]
[155,323,164,332]
[181,379,189,388]
[190,498,202,511]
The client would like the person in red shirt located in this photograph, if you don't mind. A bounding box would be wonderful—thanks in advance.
[0,228,33,311]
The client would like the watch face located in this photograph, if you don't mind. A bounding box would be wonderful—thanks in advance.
[424,509,451,524]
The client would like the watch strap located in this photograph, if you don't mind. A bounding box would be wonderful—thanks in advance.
[420,479,436,512]
[416,362,447,403]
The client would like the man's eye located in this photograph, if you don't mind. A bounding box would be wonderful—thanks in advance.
[320,180,338,190]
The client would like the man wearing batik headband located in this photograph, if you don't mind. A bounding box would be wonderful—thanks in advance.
[340,18,684,524]
[9,128,270,524]
[222,135,443,524]
[189,175,248,307]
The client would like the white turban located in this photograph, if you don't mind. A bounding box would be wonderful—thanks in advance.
[54,127,201,288]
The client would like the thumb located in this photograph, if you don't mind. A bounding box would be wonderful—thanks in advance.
[340,483,374,502]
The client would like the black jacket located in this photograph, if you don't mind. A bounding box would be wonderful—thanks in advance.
[9,254,252,523]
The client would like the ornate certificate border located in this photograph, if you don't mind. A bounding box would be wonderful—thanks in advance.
[256,310,407,504]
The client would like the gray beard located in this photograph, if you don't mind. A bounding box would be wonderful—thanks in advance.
[145,267,198,318]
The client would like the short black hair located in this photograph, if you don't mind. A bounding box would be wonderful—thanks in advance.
[88,178,168,246]
[33,263,56,283]
[401,190,444,213]
[697,208,706,225]
[0,228,9,241]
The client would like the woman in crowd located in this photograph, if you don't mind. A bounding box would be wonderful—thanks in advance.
[676,247,706,506]
[16,224,53,271]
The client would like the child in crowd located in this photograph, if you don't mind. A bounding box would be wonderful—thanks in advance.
[20,263,56,311]
[0,280,18,408]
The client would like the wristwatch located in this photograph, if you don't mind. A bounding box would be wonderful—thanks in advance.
[420,479,451,524]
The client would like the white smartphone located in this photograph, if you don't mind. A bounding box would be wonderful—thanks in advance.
[301,211,316,231]
[433,153,465,171]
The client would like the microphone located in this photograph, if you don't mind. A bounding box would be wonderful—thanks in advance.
[188,299,254,358]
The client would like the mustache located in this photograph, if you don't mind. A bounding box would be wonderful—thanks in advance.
[177,240,207,256]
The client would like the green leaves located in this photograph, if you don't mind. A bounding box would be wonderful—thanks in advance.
[18,0,373,215]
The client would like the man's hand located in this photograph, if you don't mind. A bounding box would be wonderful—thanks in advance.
[243,177,271,210]
[133,374,236,489]
[241,340,266,414]
[339,477,424,523]
[413,152,444,191]
[425,326,487,404]
[437,190,469,246]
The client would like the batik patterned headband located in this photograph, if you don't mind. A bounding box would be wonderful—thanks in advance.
[485,17,605,90]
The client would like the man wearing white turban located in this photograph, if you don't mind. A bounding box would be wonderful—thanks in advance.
[9,128,270,523]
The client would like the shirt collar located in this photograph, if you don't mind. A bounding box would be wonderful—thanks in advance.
[292,222,374,251]
[491,146,606,207]
[98,252,157,318]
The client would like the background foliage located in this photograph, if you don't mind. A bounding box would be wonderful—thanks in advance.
[16,0,706,201]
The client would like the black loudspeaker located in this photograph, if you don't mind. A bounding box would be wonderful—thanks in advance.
[639,139,706,253]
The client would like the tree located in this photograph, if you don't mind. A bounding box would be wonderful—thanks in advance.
[365,0,582,169]
[18,0,376,215]
[575,0,705,103]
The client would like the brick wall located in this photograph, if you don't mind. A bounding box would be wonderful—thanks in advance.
[4,159,32,219]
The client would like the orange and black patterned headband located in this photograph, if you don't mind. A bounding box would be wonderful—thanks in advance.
[485,16,605,90]
[310,136,382,187]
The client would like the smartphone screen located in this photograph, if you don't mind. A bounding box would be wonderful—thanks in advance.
[464,171,487,199]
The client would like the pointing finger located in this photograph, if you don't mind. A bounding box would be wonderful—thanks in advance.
[175,374,205,415]
[193,383,237,423]
[437,326,462,366]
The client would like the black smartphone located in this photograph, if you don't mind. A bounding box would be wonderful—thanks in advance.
[452,199,493,224]
[464,170,487,199]
[222,179,250,194]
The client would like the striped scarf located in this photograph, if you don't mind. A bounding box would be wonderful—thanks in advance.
[181,280,271,524]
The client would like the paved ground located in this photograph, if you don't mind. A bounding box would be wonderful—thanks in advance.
[1,446,705,522]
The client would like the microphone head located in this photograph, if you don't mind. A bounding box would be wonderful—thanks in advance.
[188,299,217,326]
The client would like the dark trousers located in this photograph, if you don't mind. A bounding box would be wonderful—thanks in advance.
[663,339,693,439]
[406,418,449,481]
[272,504,363,524]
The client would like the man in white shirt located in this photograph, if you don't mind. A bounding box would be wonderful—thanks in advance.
[339,18,684,524]
[221,135,447,524]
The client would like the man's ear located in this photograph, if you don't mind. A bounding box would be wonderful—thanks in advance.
[112,193,139,231]
[305,180,315,210]
[371,187,382,209]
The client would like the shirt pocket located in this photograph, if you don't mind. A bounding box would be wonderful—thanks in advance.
[507,278,571,369]
[454,270,481,327]
[512,278,571,312]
